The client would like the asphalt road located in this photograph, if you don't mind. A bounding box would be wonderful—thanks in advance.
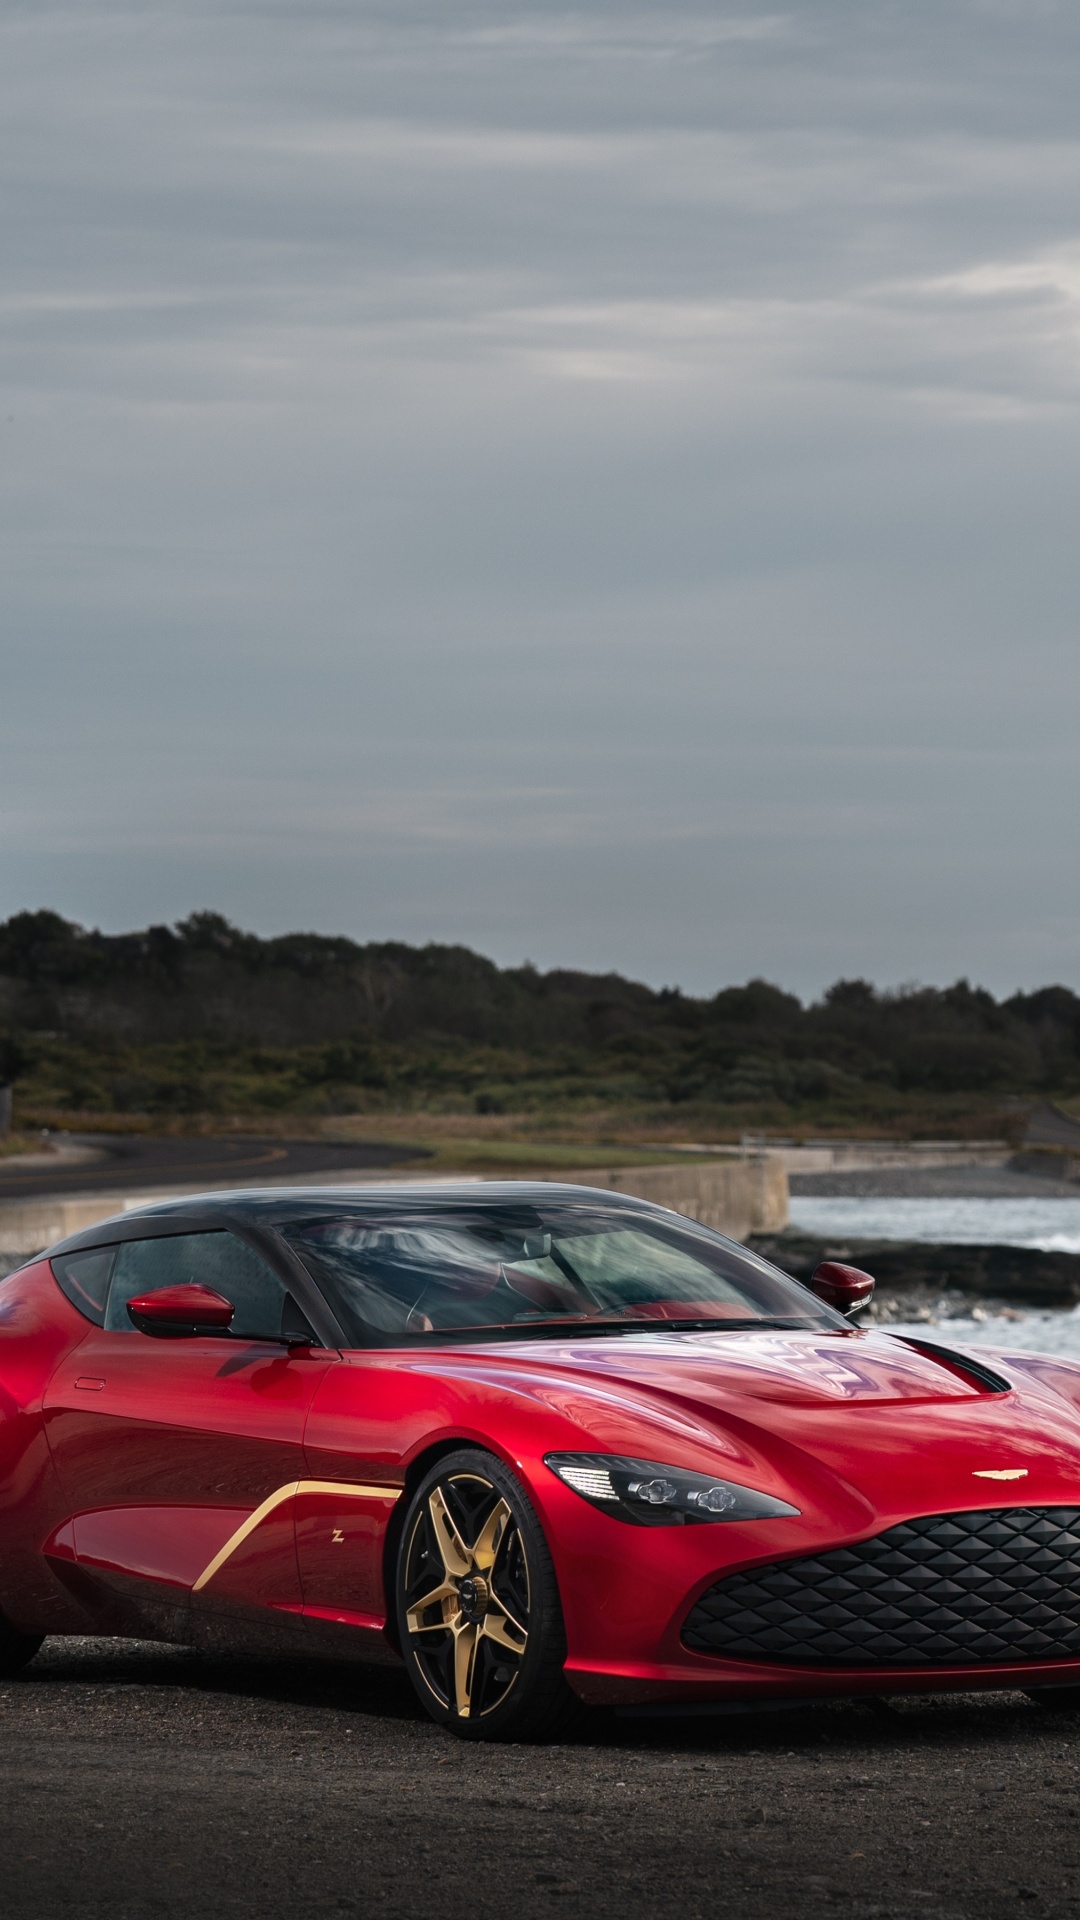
[0,1133,427,1202]
[3,1639,1079,1920]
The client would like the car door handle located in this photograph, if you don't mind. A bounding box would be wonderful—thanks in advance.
[74,1377,106,1391]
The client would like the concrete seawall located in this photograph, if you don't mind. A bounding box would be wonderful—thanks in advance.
[0,1196,139,1255]
[549,1154,789,1241]
[772,1140,1010,1174]
[0,1152,789,1256]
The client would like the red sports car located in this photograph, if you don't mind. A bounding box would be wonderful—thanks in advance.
[2,1182,1080,1739]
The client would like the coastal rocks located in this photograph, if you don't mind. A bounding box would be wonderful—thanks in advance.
[749,1234,1080,1310]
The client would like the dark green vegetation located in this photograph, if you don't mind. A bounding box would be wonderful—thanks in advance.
[1,909,1078,1133]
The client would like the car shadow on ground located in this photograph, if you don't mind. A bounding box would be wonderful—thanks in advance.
[24,1635,428,1722]
[19,1633,1072,1756]
[7,1639,1080,1919]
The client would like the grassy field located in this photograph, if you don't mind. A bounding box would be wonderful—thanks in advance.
[9,1090,1032,1177]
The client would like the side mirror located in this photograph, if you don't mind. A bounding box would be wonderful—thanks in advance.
[127,1284,236,1338]
[809,1261,875,1316]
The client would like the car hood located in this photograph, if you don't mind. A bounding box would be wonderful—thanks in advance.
[414,1327,1080,1532]
[437,1326,998,1409]
[533,1327,999,1408]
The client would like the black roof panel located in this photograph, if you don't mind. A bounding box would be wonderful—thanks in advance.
[43,1180,659,1258]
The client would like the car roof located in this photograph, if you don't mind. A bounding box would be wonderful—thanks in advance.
[43,1181,663,1258]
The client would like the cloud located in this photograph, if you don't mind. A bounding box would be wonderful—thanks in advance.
[459,13,792,56]
[3,1,1080,993]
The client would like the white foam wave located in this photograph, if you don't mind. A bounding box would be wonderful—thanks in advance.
[789,1196,1080,1253]
[887,1308,1080,1362]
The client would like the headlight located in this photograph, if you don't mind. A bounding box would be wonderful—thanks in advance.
[544,1452,800,1526]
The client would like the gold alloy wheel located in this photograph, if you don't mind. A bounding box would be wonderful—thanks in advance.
[402,1472,531,1720]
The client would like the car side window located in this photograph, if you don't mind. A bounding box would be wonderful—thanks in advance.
[51,1245,118,1326]
[104,1231,291,1339]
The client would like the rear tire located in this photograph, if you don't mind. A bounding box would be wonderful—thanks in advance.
[0,1617,43,1676]
[395,1448,580,1741]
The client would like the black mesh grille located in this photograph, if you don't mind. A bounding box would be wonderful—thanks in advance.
[683,1508,1080,1666]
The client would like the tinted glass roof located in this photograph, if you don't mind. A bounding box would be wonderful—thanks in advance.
[45,1181,659,1257]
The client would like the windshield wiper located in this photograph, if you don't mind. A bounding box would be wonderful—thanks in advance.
[594,1317,811,1334]
[442,1315,814,1341]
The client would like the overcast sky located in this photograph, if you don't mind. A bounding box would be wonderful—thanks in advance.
[3,1,1080,998]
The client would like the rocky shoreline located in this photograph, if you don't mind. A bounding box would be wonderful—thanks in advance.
[749,1232,1080,1322]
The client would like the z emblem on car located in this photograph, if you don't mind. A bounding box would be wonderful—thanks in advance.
[972,1468,1028,1480]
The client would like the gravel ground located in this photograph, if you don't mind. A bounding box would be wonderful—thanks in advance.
[3,1638,1080,1919]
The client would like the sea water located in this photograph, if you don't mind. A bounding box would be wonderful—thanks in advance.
[787,1194,1080,1359]
[789,1195,1080,1254]
[884,1304,1080,1360]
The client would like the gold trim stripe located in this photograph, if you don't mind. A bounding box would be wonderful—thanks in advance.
[192,1479,401,1593]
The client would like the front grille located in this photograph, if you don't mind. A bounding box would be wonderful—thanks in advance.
[683,1508,1080,1666]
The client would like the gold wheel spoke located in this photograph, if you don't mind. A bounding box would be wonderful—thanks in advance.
[480,1600,528,1656]
[405,1578,458,1635]
[471,1496,512,1572]
[427,1486,472,1579]
[453,1620,478,1717]
[406,1475,530,1719]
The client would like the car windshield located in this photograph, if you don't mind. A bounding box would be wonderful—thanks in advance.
[281,1202,841,1346]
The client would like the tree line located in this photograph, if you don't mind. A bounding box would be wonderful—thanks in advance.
[0,909,1078,1123]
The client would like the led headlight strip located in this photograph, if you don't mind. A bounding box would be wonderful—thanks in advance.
[544,1452,799,1526]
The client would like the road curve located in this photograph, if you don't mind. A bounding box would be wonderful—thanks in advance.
[0,1133,427,1203]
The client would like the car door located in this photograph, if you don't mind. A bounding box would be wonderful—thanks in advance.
[42,1228,337,1638]
[294,1358,410,1656]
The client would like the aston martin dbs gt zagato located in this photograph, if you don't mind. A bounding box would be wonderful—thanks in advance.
[2,1183,1080,1738]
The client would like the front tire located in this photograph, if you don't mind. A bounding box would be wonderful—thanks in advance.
[395,1448,578,1741]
